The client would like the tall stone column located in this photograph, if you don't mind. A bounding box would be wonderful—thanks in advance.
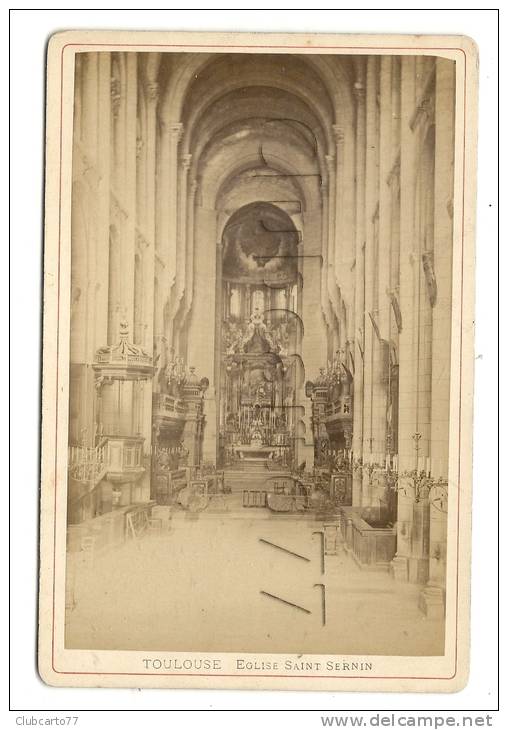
[413,138,434,479]
[70,52,116,447]
[361,56,379,504]
[173,151,192,351]
[325,151,338,330]
[388,58,402,461]
[420,58,455,616]
[332,123,350,322]
[332,125,344,270]
[82,51,100,426]
[351,78,366,506]
[300,208,326,469]
[339,125,356,316]
[331,125,348,362]
[93,53,112,350]
[320,172,333,335]
[142,79,159,348]
[391,57,418,582]
[213,239,224,465]
[120,53,138,436]
[180,178,198,360]
[187,206,218,464]
[371,56,393,480]
[69,53,96,445]
[99,53,139,439]
[92,54,113,447]
[164,122,184,347]
[140,77,159,454]
[153,120,169,369]
[402,73,436,584]
[108,53,138,332]
[81,53,99,164]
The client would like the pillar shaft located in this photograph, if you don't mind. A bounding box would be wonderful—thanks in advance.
[326,152,338,333]
[421,58,455,615]
[392,56,418,581]
[351,76,366,506]
[166,123,184,344]
[172,153,191,352]
[372,56,393,466]
[362,56,380,504]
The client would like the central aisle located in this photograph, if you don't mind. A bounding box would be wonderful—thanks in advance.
[65,512,444,656]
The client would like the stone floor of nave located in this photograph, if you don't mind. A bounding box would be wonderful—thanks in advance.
[65,507,445,656]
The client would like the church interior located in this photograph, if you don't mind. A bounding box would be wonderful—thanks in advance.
[66,50,455,652]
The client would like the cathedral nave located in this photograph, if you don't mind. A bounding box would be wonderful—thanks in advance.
[66,50,455,651]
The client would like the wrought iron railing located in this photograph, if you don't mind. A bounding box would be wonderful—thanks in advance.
[68,444,106,483]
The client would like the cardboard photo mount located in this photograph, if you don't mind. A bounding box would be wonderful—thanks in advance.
[39,30,478,692]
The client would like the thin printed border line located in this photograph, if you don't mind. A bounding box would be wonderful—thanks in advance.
[49,40,468,681]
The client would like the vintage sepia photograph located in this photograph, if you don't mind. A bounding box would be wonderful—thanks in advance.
[38,31,477,691]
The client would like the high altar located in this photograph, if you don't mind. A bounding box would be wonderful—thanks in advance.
[218,202,301,469]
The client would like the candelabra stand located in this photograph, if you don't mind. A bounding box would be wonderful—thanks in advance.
[397,470,448,512]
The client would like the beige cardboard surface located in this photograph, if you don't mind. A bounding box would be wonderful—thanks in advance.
[39,30,478,691]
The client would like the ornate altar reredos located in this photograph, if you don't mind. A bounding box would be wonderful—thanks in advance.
[219,202,301,467]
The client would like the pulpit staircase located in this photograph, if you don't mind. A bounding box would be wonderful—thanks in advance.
[67,441,109,523]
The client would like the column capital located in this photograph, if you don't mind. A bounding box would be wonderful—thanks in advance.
[332,124,345,147]
[136,135,144,160]
[110,77,121,118]
[161,121,184,141]
[353,82,366,104]
[170,122,184,140]
[180,152,192,171]
[325,153,335,172]
[145,80,159,103]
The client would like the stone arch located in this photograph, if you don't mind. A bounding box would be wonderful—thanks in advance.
[161,52,354,130]
[184,79,333,152]
[204,151,319,217]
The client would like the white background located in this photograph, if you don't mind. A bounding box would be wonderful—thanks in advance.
[7,5,501,727]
